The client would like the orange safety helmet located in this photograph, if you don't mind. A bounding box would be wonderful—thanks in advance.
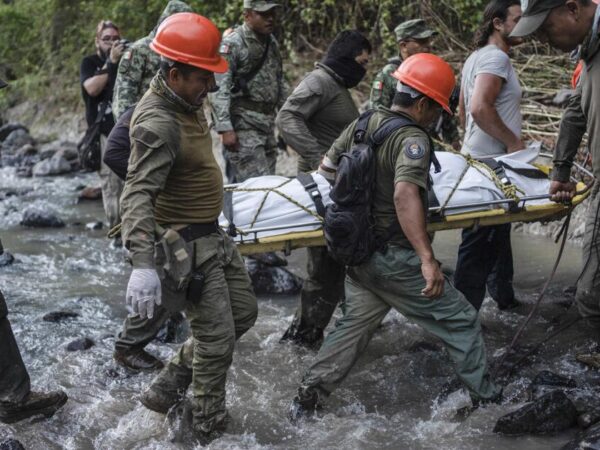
[392,53,455,114]
[150,12,228,74]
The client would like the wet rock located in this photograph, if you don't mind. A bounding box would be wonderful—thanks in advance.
[155,312,189,344]
[32,153,72,176]
[78,186,102,201]
[561,422,600,449]
[21,205,65,228]
[15,165,32,178]
[0,251,14,267]
[245,258,303,295]
[86,221,103,230]
[0,122,28,142]
[0,438,25,450]
[408,341,443,353]
[530,371,577,399]
[43,310,80,322]
[1,128,33,151]
[66,337,95,351]
[578,409,600,429]
[494,390,578,435]
[563,285,577,296]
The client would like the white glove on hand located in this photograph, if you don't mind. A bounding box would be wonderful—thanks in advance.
[126,268,162,319]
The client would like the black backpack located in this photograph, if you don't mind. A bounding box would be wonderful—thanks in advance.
[324,110,440,266]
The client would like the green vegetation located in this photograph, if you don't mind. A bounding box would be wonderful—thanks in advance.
[0,0,486,110]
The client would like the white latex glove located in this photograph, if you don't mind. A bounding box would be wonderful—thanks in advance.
[126,268,162,319]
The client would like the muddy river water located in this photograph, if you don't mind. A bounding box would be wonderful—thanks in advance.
[0,166,598,450]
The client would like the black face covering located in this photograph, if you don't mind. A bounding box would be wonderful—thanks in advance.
[321,55,366,89]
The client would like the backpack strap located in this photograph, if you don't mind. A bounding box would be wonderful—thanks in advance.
[353,110,376,144]
[297,172,326,217]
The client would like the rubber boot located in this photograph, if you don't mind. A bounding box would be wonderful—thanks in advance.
[0,390,67,424]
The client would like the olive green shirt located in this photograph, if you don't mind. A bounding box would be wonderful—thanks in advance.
[326,107,432,248]
[553,23,600,182]
[276,63,359,172]
[121,74,223,268]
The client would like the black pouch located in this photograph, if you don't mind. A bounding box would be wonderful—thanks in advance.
[187,272,206,301]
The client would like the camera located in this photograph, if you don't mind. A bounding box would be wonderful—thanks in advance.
[118,39,130,48]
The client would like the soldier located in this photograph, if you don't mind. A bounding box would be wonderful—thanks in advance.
[289,54,501,420]
[119,14,257,443]
[276,30,371,349]
[510,1,600,322]
[111,0,192,373]
[112,0,192,120]
[209,0,287,183]
[369,19,460,149]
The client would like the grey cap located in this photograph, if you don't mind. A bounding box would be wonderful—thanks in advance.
[394,19,438,42]
[510,0,566,37]
[0,79,7,89]
[243,0,280,11]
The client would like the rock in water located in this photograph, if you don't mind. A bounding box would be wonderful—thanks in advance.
[21,205,65,228]
[78,186,102,201]
[32,153,72,176]
[0,123,28,142]
[0,251,14,267]
[43,311,80,322]
[494,390,578,435]
[66,337,95,351]
[561,422,600,449]
[0,438,25,450]
[245,258,303,295]
[530,370,577,400]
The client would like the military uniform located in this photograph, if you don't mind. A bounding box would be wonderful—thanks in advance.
[276,63,359,347]
[112,0,192,363]
[120,73,257,433]
[369,20,459,146]
[297,108,500,404]
[209,13,287,182]
[552,16,600,317]
[112,0,192,120]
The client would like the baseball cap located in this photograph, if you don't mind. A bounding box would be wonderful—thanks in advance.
[394,19,438,42]
[243,0,280,11]
[510,0,566,37]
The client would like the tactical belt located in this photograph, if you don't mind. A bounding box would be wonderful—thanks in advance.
[296,172,327,217]
[175,222,219,243]
[232,98,275,115]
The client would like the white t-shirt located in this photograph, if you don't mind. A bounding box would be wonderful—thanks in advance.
[461,45,522,158]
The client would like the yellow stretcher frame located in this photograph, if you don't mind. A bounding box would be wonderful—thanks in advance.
[235,180,590,256]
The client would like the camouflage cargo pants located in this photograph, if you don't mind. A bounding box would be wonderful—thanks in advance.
[0,289,30,403]
[146,230,257,433]
[300,246,500,402]
[225,128,277,183]
[99,135,124,229]
[577,183,600,317]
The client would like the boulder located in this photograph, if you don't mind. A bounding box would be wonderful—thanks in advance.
[530,370,577,400]
[0,251,14,267]
[39,140,77,160]
[85,221,103,230]
[43,310,80,322]
[1,128,34,155]
[21,205,65,228]
[494,390,578,435]
[0,438,25,450]
[78,186,102,201]
[561,422,600,449]
[0,123,28,142]
[245,258,303,295]
[66,337,95,351]
[32,153,72,176]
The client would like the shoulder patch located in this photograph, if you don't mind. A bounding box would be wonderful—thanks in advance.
[131,125,164,149]
[372,80,383,91]
[219,43,231,54]
[404,140,426,160]
[123,49,133,61]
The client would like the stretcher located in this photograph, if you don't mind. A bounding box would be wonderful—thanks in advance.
[221,148,593,256]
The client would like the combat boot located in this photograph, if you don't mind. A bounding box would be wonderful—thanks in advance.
[0,390,67,424]
[139,386,183,414]
[192,410,230,446]
[113,348,164,371]
[288,387,320,423]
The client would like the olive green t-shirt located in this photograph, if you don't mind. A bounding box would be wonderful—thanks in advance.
[325,107,431,249]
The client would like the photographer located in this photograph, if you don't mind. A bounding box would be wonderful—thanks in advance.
[79,20,126,240]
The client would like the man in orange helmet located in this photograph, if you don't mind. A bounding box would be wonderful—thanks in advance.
[119,13,257,443]
[289,54,501,421]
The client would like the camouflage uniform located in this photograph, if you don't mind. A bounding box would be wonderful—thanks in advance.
[120,73,257,434]
[209,11,287,182]
[369,19,459,146]
[113,0,193,360]
[112,0,192,120]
